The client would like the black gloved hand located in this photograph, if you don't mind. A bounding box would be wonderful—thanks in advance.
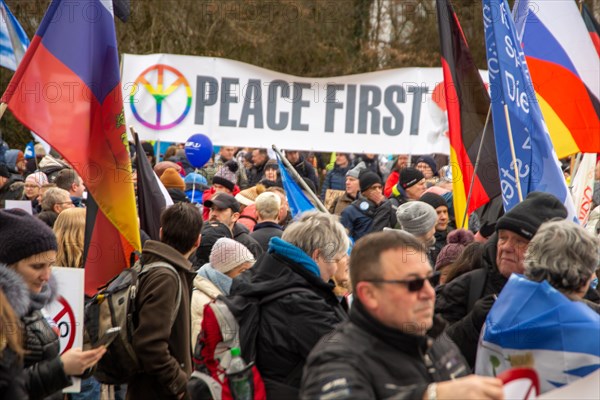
[470,294,496,330]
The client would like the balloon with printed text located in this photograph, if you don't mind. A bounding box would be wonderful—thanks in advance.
[184,133,213,168]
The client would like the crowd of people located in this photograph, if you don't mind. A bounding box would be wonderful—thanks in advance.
[0,141,599,399]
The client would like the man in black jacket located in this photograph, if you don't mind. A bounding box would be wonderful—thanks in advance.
[435,192,568,367]
[250,191,284,251]
[300,230,503,400]
[231,211,349,398]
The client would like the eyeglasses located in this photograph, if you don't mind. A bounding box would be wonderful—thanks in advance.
[363,276,433,292]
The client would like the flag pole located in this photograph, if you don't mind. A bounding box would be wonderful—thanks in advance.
[0,103,7,121]
[271,145,329,213]
[461,105,492,228]
[503,104,523,202]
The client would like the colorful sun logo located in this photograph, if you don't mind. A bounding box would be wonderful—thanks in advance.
[129,64,192,130]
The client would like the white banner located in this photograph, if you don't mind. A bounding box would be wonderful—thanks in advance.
[121,54,488,154]
[43,267,84,393]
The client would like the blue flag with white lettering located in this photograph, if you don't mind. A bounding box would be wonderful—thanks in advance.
[476,275,600,393]
[24,141,35,159]
[482,0,576,219]
[276,156,315,218]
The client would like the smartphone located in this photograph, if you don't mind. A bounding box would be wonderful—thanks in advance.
[95,326,121,348]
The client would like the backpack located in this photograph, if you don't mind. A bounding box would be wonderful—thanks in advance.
[84,260,182,384]
[191,287,313,400]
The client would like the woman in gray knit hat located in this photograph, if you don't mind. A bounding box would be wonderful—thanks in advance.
[0,209,106,400]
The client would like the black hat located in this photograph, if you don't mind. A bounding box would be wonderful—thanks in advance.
[359,171,382,192]
[398,167,425,189]
[193,221,233,268]
[0,209,58,265]
[416,155,438,176]
[496,192,568,240]
[204,192,241,213]
[420,192,448,210]
[0,163,10,179]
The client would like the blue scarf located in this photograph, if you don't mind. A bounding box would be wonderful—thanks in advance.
[268,237,320,278]
[198,263,233,295]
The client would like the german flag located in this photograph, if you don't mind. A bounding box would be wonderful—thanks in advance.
[435,0,500,228]
[582,3,600,57]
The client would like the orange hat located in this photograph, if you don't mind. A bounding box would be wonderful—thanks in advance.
[160,168,185,190]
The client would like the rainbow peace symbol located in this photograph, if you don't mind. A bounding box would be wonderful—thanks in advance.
[130,64,192,130]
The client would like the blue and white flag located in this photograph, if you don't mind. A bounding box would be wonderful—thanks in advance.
[476,275,600,393]
[276,156,315,218]
[23,140,35,159]
[482,0,576,220]
[0,0,29,71]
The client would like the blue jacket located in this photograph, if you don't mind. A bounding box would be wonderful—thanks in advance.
[340,196,396,241]
[321,164,351,199]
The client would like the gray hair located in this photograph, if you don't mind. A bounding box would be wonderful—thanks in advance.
[282,211,349,260]
[255,192,281,221]
[41,187,71,211]
[525,220,599,293]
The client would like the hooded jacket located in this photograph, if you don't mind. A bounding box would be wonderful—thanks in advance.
[320,163,351,199]
[127,240,197,399]
[230,237,347,396]
[0,265,71,400]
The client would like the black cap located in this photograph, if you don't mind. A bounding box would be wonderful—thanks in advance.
[204,192,241,213]
[398,167,425,189]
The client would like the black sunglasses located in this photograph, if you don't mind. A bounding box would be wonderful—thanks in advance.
[363,276,434,292]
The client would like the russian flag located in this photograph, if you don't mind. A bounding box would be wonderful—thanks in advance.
[514,0,600,158]
[1,0,141,295]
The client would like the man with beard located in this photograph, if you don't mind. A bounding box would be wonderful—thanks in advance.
[395,201,438,266]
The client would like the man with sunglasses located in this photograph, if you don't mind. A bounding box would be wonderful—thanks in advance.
[300,230,503,400]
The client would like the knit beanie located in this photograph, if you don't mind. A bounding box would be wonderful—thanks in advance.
[213,160,239,192]
[235,185,265,206]
[264,159,279,171]
[346,161,367,179]
[416,155,438,176]
[0,209,58,265]
[160,167,185,190]
[209,238,255,274]
[398,167,425,190]
[184,172,208,186]
[420,192,448,210]
[396,201,438,237]
[435,229,475,270]
[25,171,49,188]
[359,170,382,192]
[495,191,567,240]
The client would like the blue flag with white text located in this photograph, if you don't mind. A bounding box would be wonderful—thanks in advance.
[482,0,576,220]
[276,156,315,218]
[24,141,35,159]
[476,275,600,393]
[0,0,29,71]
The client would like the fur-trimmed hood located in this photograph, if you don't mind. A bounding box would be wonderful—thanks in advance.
[0,263,59,315]
[0,263,30,317]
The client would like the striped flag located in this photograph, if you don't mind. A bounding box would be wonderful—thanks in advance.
[513,0,600,158]
[436,0,500,228]
[0,0,29,71]
[1,0,141,295]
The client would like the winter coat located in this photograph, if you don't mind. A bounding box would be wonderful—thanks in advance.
[237,204,257,232]
[230,237,347,396]
[0,265,72,400]
[232,222,264,259]
[300,301,470,399]
[320,164,351,199]
[247,162,267,187]
[291,155,319,192]
[250,221,284,252]
[190,274,223,351]
[0,264,31,400]
[328,192,356,216]
[435,234,507,367]
[166,188,190,204]
[340,195,397,241]
[127,240,197,400]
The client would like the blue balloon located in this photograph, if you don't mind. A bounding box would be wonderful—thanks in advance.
[184,134,213,168]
